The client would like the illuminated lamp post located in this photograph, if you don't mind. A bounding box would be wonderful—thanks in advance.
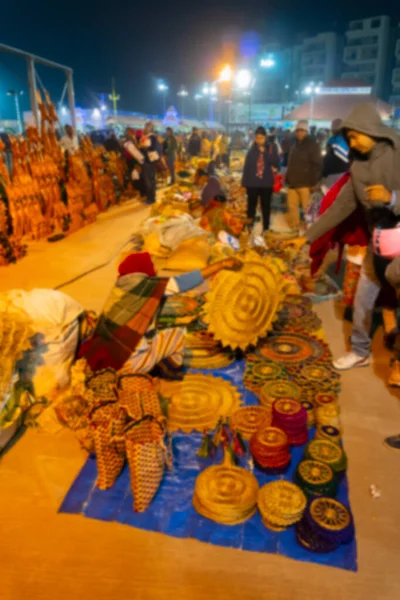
[157,81,168,115]
[303,82,322,124]
[177,87,189,119]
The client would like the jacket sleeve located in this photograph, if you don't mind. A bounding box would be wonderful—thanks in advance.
[306,179,358,244]
[123,141,144,164]
[385,256,400,288]
[241,151,250,187]
[285,148,293,186]
[268,143,280,169]
[309,140,323,186]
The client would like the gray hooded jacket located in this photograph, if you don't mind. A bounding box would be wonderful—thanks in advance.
[306,103,400,245]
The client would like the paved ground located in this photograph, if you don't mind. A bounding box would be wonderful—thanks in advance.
[1,202,399,600]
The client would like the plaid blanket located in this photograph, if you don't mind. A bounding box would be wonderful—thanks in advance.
[78,274,168,371]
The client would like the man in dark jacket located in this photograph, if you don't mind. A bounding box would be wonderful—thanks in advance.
[241,125,280,232]
[284,103,400,373]
[163,127,178,185]
[286,120,322,233]
[188,127,201,158]
[322,118,350,190]
[138,121,162,204]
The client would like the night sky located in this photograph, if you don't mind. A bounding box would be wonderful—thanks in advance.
[0,0,399,119]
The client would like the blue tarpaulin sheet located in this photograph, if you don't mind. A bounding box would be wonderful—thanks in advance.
[59,359,357,572]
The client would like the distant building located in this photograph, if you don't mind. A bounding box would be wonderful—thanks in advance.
[255,43,294,104]
[257,34,339,104]
[297,33,339,91]
[342,15,391,98]
[390,22,400,109]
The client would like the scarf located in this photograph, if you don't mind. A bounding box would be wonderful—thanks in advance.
[256,149,264,180]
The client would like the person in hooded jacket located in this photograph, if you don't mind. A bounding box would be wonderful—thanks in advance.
[283,103,400,373]
[241,126,280,233]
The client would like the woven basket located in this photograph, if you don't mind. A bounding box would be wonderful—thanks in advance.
[90,402,126,490]
[125,418,166,512]
[117,374,161,420]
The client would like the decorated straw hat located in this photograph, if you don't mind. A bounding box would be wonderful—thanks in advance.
[295,459,338,498]
[244,357,288,391]
[230,406,272,440]
[296,497,354,553]
[258,379,302,408]
[258,480,307,531]
[305,439,348,475]
[315,424,341,445]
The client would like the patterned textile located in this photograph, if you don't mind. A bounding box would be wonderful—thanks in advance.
[78,311,99,347]
[120,327,186,374]
[199,205,244,237]
[78,274,168,372]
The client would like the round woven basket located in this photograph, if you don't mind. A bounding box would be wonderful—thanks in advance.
[193,454,259,525]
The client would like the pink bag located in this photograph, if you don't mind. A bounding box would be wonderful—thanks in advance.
[373,226,400,259]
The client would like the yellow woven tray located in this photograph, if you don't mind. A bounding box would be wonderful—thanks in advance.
[167,373,242,433]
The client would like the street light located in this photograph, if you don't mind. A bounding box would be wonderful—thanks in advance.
[92,108,101,119]
[260,57,275,69]
[7,90,23,134]
[177,87,189,118]
[101,104,107,111]
[219,65,232,82]
[235,69,252,89]
[303,82,322,123]
[157,81,168,114]
[202,83,218,121]
[194,93,202,120]
[235,70,255,124]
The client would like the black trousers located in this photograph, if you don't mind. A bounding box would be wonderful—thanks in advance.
[246,187,273,231]
[141,163,156,204]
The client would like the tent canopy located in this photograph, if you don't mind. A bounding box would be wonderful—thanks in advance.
[285,95,393,123]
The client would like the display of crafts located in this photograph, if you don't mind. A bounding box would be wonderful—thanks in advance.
[0,92,130,266]
[52,156,355,571]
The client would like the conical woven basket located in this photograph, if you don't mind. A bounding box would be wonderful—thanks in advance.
[125,417,166,512]
[90,402,126,490]
[118,374,161,420]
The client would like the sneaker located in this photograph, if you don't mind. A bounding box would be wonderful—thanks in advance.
[388,360,400,387]
[333,352,370,371]
[383,434,400,451]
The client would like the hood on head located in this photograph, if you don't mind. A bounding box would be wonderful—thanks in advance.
[341,103,399,148]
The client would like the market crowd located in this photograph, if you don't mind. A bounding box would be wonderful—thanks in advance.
[57,107,400,450]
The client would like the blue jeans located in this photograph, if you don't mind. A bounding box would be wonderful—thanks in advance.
[351,252,381,358]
